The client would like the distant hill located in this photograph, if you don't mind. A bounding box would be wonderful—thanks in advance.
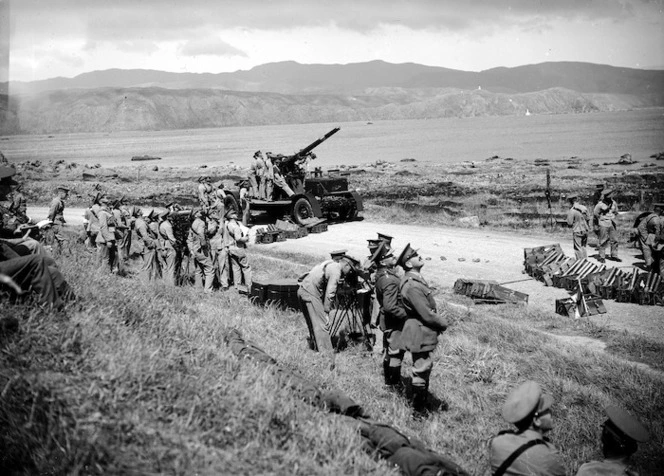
[1,61,663,134]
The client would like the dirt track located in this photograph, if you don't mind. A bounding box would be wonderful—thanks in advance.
[28,206,662,343]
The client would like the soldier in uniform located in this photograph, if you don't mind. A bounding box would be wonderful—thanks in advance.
[209,180,227,221]
[265,153,295,200]
[576,405,650,476]
[111,199,129,274]
[297,250,357,353]
[197,176,214,211]
[134,209,159,281]
[566,193,591,259]
[373,241,407,388]
[95,198,118,273]
[8,182,28,224]
[489,380,565,476]
[397,243,449,414]
[83,192,103,250]
[636,203,664,275]
[147,210,162,279]
[187,208,215,293]
[47,185,69,253]
[158,209,179,286]
[248,151,266,199]
[594,189,621,263]
[224,208,251,294]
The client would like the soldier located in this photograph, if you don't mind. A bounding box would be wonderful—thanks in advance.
[83,192,103,250]
[566,193,591,259]
[47,185,69,253]
[158,209,178,286]
[95,197,118,273]
[197,176,214,211]
[594,189,621,263]
[297,250,357,353]
[224,208,251,294]
[187,208,215,293]
[210,211,229,290]
[147,210,162,279]
[576,405,650,476]
[134,209,159,281]
[373,241,407,388]
[111,199,129,274]
[265,153,294,200]
[397,243,449,415]
[636,203,664,275]
[248,151,266,199]
[209,180,227,221]
[489,380,565,476]
[8,182,28,224]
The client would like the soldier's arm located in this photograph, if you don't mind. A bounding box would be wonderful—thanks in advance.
[164,222,177,243]
[47,199,58,221]
[381,279,407,319]
[566,209,574,227]
[403,285,448,331]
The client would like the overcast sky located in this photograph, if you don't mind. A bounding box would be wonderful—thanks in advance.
[4,0,664,82]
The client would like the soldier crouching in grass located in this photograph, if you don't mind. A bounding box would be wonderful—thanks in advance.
[397,243,449,417]
[489,380,565,476]
[297,250,357,353]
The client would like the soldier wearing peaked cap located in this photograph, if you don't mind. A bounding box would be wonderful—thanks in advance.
[490,380,565,476]
[567,193,591,259]
[373,241,407,388]
[594,188,621,264]
[377,232,393,247]
[397,243,450,416]
[576,405,650,476]
[297,249,357,353]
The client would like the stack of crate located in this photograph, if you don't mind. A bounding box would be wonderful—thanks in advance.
[255,225,285,244]
[275,219,309,239]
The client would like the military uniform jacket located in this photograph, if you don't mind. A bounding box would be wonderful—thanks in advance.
[95,209,116,244]
[159,220,177,250]
[9,192,27,216]
[187,217,208,255]
[197,183,213,208]
[225,219,247,250]
[567,203,590,234]
[48,197,66,224]
[249,157,266,178]
[576,459,638,476]
[594,200,618,228]
[299,259,343,308]
[399,271,448,353]
[490,429,565,476]
[636,212,661,245]
[134,218,155,253]
[375,267,407,333]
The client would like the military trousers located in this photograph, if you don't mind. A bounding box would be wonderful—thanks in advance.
[572,233,588,259]
[228,247,251,290]
[297,287,334,353]
[638,236,655,269]
[597,225,618,259]
[97,242,118,273]
[140,248,160,281]
[383,329,405,368]
[193,251,215,293]
[160,248,177,286]
[411,351,433,390]
[215,248,230,288]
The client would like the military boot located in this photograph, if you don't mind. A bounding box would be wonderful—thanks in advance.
[411,386,429,419]
[385,365,402,388]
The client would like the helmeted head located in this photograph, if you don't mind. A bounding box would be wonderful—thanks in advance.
[502,380,554,432]
[601,189,614,201]
[653,202,664,214]
[567,193,579,203]
[225,208,238,220]
[57,185,70,198]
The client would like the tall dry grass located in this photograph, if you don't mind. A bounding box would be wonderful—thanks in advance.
[1,242,662,475]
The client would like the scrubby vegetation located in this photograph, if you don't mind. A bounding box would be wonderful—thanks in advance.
[2,243,663,475]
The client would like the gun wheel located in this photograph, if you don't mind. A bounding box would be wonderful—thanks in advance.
[292,197,314,226]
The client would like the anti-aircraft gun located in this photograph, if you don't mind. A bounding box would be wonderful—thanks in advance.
[226,127,363,226]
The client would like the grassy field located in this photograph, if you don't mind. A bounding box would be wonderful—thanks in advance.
[2,243,663,475]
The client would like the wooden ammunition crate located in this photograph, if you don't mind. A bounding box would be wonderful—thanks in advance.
[309,223,328,233]
[555,298,577,317]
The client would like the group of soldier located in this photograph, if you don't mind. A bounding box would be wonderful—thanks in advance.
[248,149,313,200]
[297,232,651,475]
[76,176,252,294]
[567,188,664,275]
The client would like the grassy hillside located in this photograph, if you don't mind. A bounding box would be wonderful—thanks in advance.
[2,86,657,134]
[1,242,663,475]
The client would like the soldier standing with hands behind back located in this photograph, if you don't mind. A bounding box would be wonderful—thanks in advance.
[397,243,449,415]
[566,193,591,259]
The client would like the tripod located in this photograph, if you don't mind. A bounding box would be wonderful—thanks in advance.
[329,285,374,351]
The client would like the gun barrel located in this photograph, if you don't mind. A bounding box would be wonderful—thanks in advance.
[294,127,341,159]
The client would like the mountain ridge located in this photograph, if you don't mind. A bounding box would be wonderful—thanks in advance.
[2,61,663,134]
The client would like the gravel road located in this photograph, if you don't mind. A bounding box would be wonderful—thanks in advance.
[27,206,663,342]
